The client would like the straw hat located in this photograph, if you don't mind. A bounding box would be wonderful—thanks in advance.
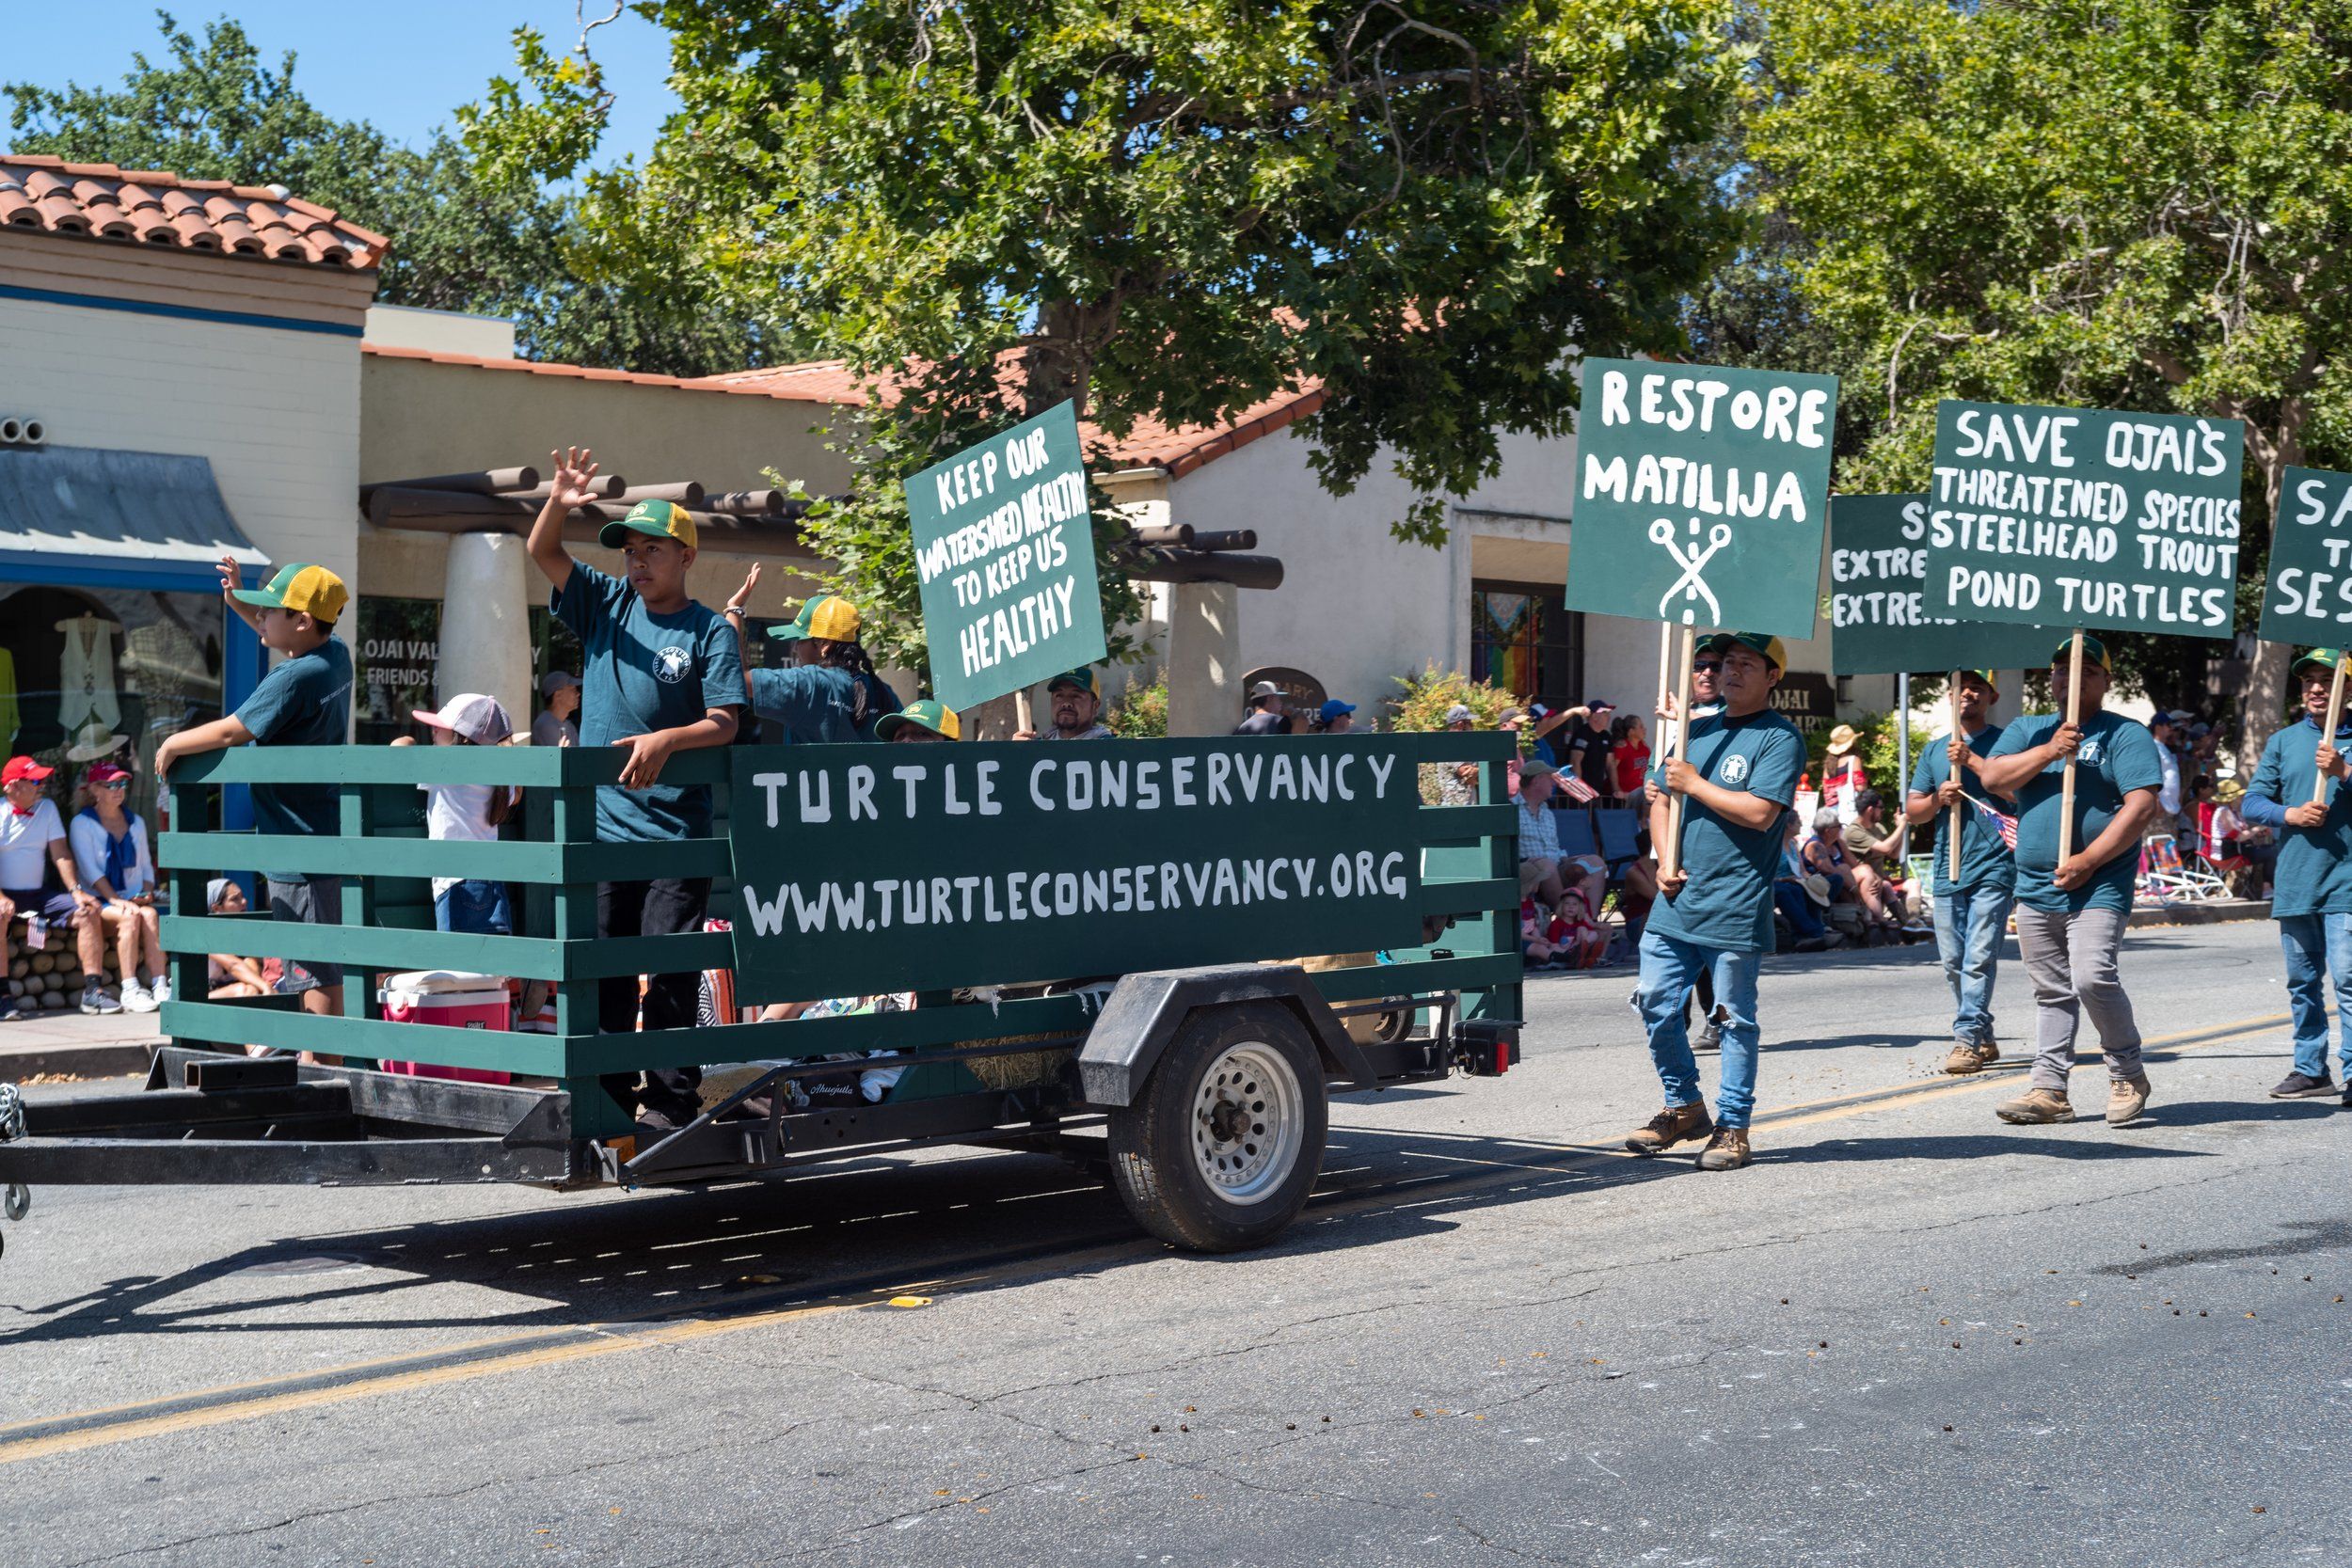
[1823,723,1862,757]
[65,720,127,763]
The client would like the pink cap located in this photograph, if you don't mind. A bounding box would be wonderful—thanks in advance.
[412,693,513,745]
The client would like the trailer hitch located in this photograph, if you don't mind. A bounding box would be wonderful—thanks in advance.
[0,1081,29,1259]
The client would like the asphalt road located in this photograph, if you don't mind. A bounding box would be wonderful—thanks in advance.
[2,920,2347,1568]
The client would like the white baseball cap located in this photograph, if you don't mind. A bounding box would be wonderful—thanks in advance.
[413,692,513,744]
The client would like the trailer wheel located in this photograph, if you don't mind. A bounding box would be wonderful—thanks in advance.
[1108,1002,1327,1253]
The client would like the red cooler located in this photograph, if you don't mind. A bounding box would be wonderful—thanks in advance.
[380,970,514,1085]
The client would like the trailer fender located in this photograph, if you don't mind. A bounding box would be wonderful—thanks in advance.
[1075,965,1373,1108]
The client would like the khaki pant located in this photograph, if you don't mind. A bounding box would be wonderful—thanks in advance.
[2013,905,2143,1092]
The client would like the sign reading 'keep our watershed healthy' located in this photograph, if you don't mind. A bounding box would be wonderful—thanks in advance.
[906,401,1106,711]
[1828,494,2055,676]
[1926,401,2245,639]
[724,738,1424,1005]
[2258,467,2352,643]
[1565,357,1839,642]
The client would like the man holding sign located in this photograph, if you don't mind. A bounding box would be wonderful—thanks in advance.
[1627,632,1806,1172]
[1978,637,2165,1127]
[2240,649,2352,1103]
[1902,671,2019,1075]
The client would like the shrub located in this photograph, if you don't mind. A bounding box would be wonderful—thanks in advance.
[1105,672,1168,739]
[1391,665,1517,736]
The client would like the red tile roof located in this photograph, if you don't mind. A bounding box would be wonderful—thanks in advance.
[0,154,389,271]
[361,342,861,401]
[692,358,1325,478]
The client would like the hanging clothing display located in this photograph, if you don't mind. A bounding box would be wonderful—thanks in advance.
[55,614,122,734]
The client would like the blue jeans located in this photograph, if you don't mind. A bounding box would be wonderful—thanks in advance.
[1933,883,2013,1047]
[1631,928,1764,1127]
[435,879,514,936]
[2278,912,2352,1082]
[1773,881,1824,942]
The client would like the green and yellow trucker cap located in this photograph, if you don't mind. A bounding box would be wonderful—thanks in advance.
[767,594,861,643]
[231,562,347,625]
[875,699,961,741]
[1698,631,1786,672]
[2053,634,2109,673]
[1958,668,2000,694]
[597,498,698,552]
[2293,648,2344,681]
[1045,668,1101,700]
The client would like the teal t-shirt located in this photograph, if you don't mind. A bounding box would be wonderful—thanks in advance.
[231,636,353,883]
[1648,707,1804,954]
[2245,717,2352,919]
[1990,710,2163,914]
[749,665,902,744]
[1906,724,2018,897]
[552,563,744,843]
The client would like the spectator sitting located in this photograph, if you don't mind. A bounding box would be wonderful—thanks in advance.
[1516,760,1604,927]
[1802,808,1870,939]
[1838,787,1914,938]
[391,693,519,936]
[1234,681,1290,736]
[204,878,271,999]
[2211,777,2272,896]
[532,670,580,748]
[68,761,167,1012]
[877,700,960,743]
[1311,698,1357,735]
[1612,713,1652,800]
[2,755,106,1020]
[1772,813,1839,952]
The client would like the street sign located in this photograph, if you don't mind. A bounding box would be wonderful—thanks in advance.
[1828,494,2054,674]
[906,401,1107,709]
[2259,466,2352,643]
[724,737,1425,1003]
[1566,357,1839,642]
[1925,400,2245,639]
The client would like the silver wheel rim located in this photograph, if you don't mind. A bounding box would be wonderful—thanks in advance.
[1191,1041,1304,1206]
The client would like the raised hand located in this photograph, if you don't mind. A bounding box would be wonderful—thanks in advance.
[726,564,764,617]
[548,447,601,510]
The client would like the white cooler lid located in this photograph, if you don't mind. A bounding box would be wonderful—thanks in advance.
[385,970,503,994]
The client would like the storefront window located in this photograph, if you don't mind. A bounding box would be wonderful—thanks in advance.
[0,579,224,858]
[1470,581,1582,705]
[352,596,578,746]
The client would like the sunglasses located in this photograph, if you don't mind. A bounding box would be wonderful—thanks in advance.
[91,779,129,790]
[1692,658,1724,673]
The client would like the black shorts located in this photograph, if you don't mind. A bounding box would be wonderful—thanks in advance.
[3,887,80,927]
[266,877,345,990]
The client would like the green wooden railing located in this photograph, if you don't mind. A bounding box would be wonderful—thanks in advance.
[157,735,1521,1138]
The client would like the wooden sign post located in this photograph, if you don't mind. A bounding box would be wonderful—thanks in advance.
[2315,657,2349,806]
[1947,670,1964,881]
[1661,627,1697,879]
[2057,629,2086,863]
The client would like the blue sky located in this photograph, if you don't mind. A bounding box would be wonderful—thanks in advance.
[3,2,680,165]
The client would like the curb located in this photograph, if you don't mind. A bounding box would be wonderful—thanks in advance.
[2128,898,2271,927]
[0,1039,155,1082]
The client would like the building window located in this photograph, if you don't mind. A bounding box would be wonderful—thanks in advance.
[1470,580,1581,704]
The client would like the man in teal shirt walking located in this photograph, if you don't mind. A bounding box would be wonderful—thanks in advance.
[2240,648,2352,1104]
[1627,632,1806,1173]
[1979,636,2164,1128]
[1903,670,2018,1076]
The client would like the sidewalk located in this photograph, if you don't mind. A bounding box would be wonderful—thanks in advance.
[0,1007,160,1081]
[2128,896,2270,927]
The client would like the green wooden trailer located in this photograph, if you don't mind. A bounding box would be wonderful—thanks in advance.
[0,734,1523,1256]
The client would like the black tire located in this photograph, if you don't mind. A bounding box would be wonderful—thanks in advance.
[1108,1002,1327,1253]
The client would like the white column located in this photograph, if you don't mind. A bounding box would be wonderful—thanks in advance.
[1163,580,1240,736]
[438,531,534,725]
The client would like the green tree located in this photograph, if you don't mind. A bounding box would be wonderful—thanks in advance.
[1747,0,2352,761]
[6,11,786,376]
[468,1,1744,673]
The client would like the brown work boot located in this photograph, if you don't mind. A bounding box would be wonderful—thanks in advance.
[2107,1072,2153,1125]
[1696,1125,1752,1171]
[1944,1039,1994,1076]
[1994,1086,2074,1124]
[1626,1101,1714,1155]
[1972,1040,2000,1069]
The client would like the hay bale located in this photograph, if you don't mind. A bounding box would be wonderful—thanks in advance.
[1274,954,1408,1046]
[961,1033,1071,1091]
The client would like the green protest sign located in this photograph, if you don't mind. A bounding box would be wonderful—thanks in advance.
[725,737,1423,1004]
[1565,357,1839,641]
[1925,401,2244,638]
[2259,467,2352,644]
[1828,494,2055,675]
[906,401,1106,710]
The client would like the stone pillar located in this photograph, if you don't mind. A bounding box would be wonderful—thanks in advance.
[438,531,534,726]
[1163,580,1240,737]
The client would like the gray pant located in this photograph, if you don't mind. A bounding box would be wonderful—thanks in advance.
[2013,905,2142,1092]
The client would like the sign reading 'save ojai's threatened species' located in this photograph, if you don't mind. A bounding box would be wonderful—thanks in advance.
[2259,467,2352,642]
[724,737,1424,1003]
[1926,401,2245,638]
[1565,358,1839,641]
[1828,494,2054,675]
[906,401,1106,710]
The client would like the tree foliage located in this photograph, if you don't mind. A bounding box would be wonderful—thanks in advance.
[5,11,788,376]
[1746,0,2352,753]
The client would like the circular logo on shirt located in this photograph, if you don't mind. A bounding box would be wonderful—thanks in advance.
[654,645,693,685]
[1722,752,1750,784]
[2078,736,2104,766]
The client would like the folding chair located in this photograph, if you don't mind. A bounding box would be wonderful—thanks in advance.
[2138,833,2230,903]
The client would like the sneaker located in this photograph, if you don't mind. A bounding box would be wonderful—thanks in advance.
[1696,1126,1753,1171]
[1692,1017,1722,1053]
[1994,1086,2074,1124]
[120,979,157,1013]
[0,993,24,1022]
[1625,1101,1714,1155]
[149,977,171,1006]
[79,980,123,1016]
[2268,1070,2337,1100]
[2107,1072,2153,1126]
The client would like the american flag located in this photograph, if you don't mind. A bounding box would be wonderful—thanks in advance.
[1559,773,1600,804]
[1971,795,2020,849]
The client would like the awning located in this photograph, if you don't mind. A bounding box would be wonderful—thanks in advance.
[0,443,268,580]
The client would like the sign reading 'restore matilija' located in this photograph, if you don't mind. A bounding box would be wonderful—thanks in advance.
[1565,357,1839,641]
[1926,401,2245,638]
[2258,467,2352,641]
[1828,494,2055,675]
[724,738,1424,1003]
[905,400,1107,710]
